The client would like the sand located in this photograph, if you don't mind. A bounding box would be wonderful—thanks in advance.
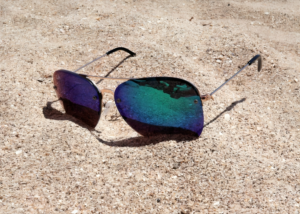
[0,0,300,213]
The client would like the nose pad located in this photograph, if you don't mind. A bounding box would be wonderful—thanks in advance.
[102,101,114,119]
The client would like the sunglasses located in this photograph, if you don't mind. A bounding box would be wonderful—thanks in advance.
[53,47,262,137]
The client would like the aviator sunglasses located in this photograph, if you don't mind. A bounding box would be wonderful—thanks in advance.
[53,47,262,137]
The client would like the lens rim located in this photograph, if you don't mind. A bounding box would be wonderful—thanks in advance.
[53,69,102,128]
[114,76,204,137]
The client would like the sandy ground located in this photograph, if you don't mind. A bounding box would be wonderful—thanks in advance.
[0,0,300,213]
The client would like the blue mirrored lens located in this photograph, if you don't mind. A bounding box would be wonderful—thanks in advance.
[115,77,204,136]
[53,70,102,127]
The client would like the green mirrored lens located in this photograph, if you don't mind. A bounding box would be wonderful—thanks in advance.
[115,77,204,136]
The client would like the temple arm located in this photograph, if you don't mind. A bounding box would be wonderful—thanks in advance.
[74,47,136,73]
[201,54,262,101]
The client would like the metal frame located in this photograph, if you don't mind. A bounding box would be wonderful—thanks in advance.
[73,47,262,102]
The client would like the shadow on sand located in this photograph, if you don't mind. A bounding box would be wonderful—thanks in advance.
[43,97,246,147]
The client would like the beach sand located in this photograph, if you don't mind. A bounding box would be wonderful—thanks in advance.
[0,0,300,213]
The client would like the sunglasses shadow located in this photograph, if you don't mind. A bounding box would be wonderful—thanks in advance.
[204,98,247,128]
[43,101,198,146]
[92,133,199,147]
[43,98,247,147]
[43,101,95,131]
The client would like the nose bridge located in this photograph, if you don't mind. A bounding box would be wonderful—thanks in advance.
[101,88,114,96]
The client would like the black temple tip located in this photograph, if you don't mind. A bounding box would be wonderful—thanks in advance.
[106,47,136,57]
[248,54,262,72]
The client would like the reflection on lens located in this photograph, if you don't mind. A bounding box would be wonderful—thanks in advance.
[115,77,204,136]
[53,70,102,127]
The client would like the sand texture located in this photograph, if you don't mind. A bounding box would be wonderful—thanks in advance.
[0,0,300,213]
